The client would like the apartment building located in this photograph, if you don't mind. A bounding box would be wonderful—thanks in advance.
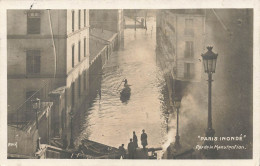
[7,9,90,157]
[157,9,205,82]
[90,9,124,49]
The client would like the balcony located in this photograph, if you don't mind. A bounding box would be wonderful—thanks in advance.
[184,73,195,79]
[8,81,53,131]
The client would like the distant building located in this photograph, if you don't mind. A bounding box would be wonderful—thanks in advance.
[7,9,90,157]
[156,9,205,98]
[90,9,124,49]
[157,9,205,82]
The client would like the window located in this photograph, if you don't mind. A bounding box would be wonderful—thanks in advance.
[84,9,86,27]
[27,12,41,34]
[184,63,195,79]
[72,45,75,67]
[78,75,81,97]
[84,71,86,90]
[78,10,81,29]
[78,41,81,62]
[185,41,194,58]
[71,82,75,107]
[26,50,41,74]
[72,11,75,32]
[84,38,86,57]
[185,19,193,35]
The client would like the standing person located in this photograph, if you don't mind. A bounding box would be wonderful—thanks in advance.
[127,138,135,159]
[141,129,148,150]
[118,144,126,159]
[133,131,138,149]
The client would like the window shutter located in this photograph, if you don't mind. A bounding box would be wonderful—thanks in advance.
[34,56,41,73]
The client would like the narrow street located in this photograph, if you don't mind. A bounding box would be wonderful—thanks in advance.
[73,17,173,157]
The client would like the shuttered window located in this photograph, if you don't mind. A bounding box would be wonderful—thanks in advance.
[72,45,75,67]
[72,11,75,32]
[71,82,75,107]
[78,10,81,29]
[78,41,81,62]
[84,9,86,27]
[84,71,86,90]
[26,50,41,74]
[84,38,86,57]
[27,12,41,34]
[78,75,81,97]
[185,41,194,58]
[184,63,195,79]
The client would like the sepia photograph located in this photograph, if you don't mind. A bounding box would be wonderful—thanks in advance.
[5,8,254,161]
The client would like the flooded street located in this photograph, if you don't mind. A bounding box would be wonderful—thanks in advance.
[74,17,172,153]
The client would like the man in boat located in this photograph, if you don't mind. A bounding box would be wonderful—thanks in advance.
[123,79,128,87]
[118,144,126,159]
[141,129,148,150]
[127,138,135,159]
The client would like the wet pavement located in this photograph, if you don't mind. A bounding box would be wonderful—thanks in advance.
[73,17,173,158]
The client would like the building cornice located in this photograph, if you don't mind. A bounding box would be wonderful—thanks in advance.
[67,26,90,38]
[7,34,67,39]
[7,74,66,79]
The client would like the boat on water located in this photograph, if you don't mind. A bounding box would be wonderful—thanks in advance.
[120,85,131,103]
[76,139,121,159]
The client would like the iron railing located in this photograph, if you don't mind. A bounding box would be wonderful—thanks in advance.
[8,81,53,130]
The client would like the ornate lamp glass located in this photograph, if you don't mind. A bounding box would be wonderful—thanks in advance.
[174,96,182,108]
[32,98,41,109]
[201,46,218,73]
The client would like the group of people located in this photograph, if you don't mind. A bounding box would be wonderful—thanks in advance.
[119,129,148,159]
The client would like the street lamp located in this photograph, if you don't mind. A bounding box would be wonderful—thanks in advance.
[69,110,75,149]
[201,46,218,158]
[32,98,41,130]
[173,96,182,150]
[201,46,218,137]
[31,98,41,151]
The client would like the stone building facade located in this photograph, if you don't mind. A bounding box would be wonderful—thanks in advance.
[7,9,90,157]
[156,9,205,99]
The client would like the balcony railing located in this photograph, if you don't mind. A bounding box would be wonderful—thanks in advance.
[8,81,52,130]
[184,73,195,79]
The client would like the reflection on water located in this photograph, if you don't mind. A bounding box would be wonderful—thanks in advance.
[74,17,173,156]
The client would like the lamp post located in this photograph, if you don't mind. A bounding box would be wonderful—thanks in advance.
[32,98,41,130]
[69,110,75,149]
[201,46,218,158]
[32,98,41,151]
[173,96,182,150]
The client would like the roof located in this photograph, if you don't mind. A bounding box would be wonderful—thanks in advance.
[90,28,117,42]
[89,38,107,63]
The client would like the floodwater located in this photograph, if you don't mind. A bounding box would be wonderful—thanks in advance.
[74,17,173,156]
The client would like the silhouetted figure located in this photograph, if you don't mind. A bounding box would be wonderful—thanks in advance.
[119,144,126,159]
[127,138,135,159]
[133,131,138,149]
[36,137,41,151]
[141,129,148,150]
[124,79,128,86]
